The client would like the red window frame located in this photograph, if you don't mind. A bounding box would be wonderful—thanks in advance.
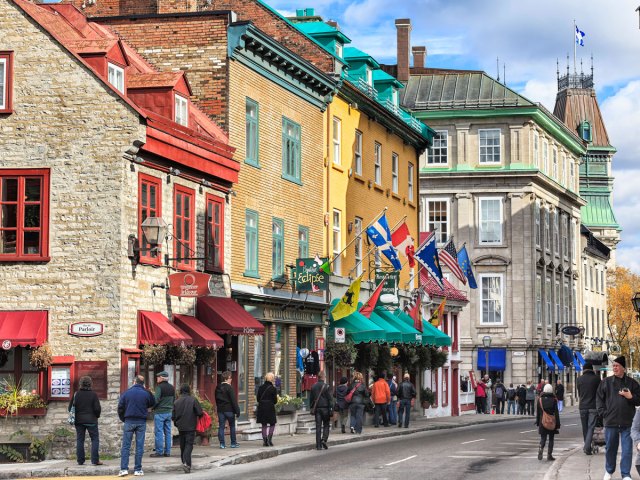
[442,368,449,407]
[0,347,47,400]
[138,174,162,266]
[120,349,141,394]
[0,169,50,262]
[173,185,195,270]
[442,313,449,351]
[205,193,224,273]
[48,355,75,402]
[451,314,459,352]
[0,51,14,114]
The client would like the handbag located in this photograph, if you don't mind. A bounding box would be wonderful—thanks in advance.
[67,392,77,425]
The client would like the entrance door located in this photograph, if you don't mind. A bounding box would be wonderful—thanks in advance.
[452,367,459,416]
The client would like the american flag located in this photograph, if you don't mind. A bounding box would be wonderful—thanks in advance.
[439,238,466,284]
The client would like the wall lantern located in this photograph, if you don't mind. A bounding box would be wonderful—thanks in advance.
[127,216,168,266]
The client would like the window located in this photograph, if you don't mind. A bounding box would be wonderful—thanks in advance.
[479,197,502,245]
[282,117,301,183]
[563,216,569,259]
[332,117,341,165]
[442,368,449,407]
[245,98,259,166]
[584,264,588,289]
[272,218,284,279]
[0,348,41,398]
[0,51,14,113]
[332,210,341,275]
[366,67,372,86]
[451,314,459,352]
[543,141,549,173]
[479,129,500,164]
[408,162,414,202]
[596,309,600,337]
[426,200,448,244]
[391,153,399,194]
[354,217,363,276]
[409,267,415,290]
[561,154,567,185]
[0,170,50,261]
[335,42,343,58]
[585,306,589,336]
[544,209,550,251]
[173,185,195,270]
[374,249,381,268]
[570,161,575,190]
[553,211,559,257]
[138,174,162,265]
[564,280,569,325]
[107,62,125,93]
[572,284,577,325]
[534,202,541,248]
[480,274,503,324]
[595,267,599,293]
[174,94,188,127]
[590,266,594,291]
[354,130,362,175]
[591,307,595,337]
[245,210,259,277]
[298,226,309,259]
[552,148,558,179]
[391,88,398,106]
[533,131,539,167]
[536,274,542,325]
[374,142,382,185]
[545,276,552,326]
[205,194,224,272]
[555,279,560,327]
[601,270,605,295]
[579,121,592,142]
[428,131,448,165]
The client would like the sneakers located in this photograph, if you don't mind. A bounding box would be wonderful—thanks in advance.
[134,471,144,477]
[230,443,240,448]
[219,444,226,449]
[182,464,191,474]
[118,471,129,477]
[603,473,612,480]
[350,427,355,434]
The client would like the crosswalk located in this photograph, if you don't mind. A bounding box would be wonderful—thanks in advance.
[447,440,582,460]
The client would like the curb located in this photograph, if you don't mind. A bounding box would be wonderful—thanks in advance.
[543,446,581,480]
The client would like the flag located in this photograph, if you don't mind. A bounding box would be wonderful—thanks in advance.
[457,245,477,289]
[429,298,446,327]
[439,238,466,284]
[366,213,402,270]
[575,25,585,46]
[330,275,363,321]
[414,232,444,289]
[391,222,414,267]
[405,244,416,268]
[404,287,423,332]
[359,276,386,318]
[319,260,332,275]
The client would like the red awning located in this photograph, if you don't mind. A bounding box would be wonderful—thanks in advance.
[197,297,265,335]
[0,311,48,347]
[173,314,223,349]
[138,311,192,346]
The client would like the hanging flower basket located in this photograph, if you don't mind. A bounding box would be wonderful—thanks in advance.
[29,343,53,370]
[142,344,167,366]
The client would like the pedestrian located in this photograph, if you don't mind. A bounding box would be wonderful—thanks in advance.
[475,377,487,414]
[577,362,601,455]
[555,379,565,412]
[516,384,527,415]
[526,380,536,416]
[151,371,175,458]
[309,371,333,450]
[630,406,640,477]
[506,383,517,415]
[117,375,156,477]
[536,383,560,461]
[348,371,369,434]
[596,355,640,480]
[334,376,350,434]
[484,375,493,413]
[172,384,203,474]
[371,373,390,427]
[256,372,278,447]
[494,378,506,414]
[387,373,399,426]
[69,375,102,466]
[215,371,240,449]
[397,373,416,428]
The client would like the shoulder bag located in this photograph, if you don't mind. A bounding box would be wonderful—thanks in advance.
[68,392,77,425]
[311,384,327,415]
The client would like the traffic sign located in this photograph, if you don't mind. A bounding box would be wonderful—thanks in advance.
[334,327,346,343]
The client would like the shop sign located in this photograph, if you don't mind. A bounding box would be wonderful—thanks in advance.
[69,322,104,337]
[1,340,11,350]
[375,270,399,306]
[334,327,345,343]
[292,258,329,292]
[561,325,582,336]
[168,272,212,297]
[263,307,320,325]
[513,351,526,357]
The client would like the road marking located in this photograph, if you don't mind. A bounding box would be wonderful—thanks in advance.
[520,429,537,433]
[384,455,417,466]
[461,438,485,444]
[449,455,496,459]
[565,423,577,426]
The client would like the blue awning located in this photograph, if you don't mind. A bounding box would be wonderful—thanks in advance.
[477,348,506,371]
[573,354,583,372]
[549,350,565,371]
[539,349,555,370]
[575,351,586,366]
[558,345,574,367]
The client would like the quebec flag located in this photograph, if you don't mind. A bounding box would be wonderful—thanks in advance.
[575,25,585,46]
[366,214,402,270]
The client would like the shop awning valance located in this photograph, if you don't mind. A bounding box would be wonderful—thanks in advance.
[197,296,265,335]
[374,308,422,344]
[549,349,565,371]
[539,349,555,370]
[477,348,506,370]
[329,300,386,344]
[0,311,48,347]
[173,314,223,349]
[138,311,192,346]
[421,319,452,347]
[572,351,583,372]
[392,310,435,346]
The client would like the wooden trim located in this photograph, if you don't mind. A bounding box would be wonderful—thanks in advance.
[205,194,224,273]
[0,51,14,114]
[173,184,196,271]
[138,173,163,266]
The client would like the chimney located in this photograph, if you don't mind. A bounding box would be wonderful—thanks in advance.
[395,18,411,83]
[412,46,426,69]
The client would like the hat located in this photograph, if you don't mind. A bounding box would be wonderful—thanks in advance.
[583,362,593,371]
[543,384,553,394]
[614,356,626,369]
[156,371,169,378]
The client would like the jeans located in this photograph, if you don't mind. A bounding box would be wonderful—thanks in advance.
[373,403,388,427]
[349,404,364,433]
[178,431,195,467]
[387,400,398,425]
[496,398,505,414]
[398,399,412,427]
[338,407,349,429]
[526,400,535,416]
[217,411,237,446]
[557,400,564,412]
[580,409,598,452]
[314,407,331,447]
[75,424,99,465]
[518,402,526,415]
[121,421,146,472]
[507,400,516,415]
[154,411,172,455]
[605,425,632,477]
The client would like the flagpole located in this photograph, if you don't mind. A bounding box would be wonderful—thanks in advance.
[573,19,577,74]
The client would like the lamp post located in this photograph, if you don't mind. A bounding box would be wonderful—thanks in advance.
[632,292,640,321]
[482,335,492,377]
[631,346,636,376]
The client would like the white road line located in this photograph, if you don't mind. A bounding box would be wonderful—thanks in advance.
[461,438,485,444]
[384,455,417,466]
[564,423,578,426]
[449,455,496,459]
[520,429,538,433]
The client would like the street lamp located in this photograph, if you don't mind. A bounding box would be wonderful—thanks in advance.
[632,292,640,321]
[482,335,492,377]
[631,347,636,375]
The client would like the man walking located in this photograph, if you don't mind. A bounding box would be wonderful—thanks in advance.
[371,374,390,427]
[577,362,601,455]
[387,373,399,426]
[118,375,156,477]
[215,371,240,449]
[555,379,565,412]
[397,373,416,428]
[151,371,175,458]
[494,378,506,414]
[596,356,640,480]
[309,371,333,450]
[172,384,203,474]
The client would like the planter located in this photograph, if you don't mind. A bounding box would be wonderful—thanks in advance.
[421,401,431,409]
[276,406,299,415]
[0,407,47,417]
[198,434,210,446]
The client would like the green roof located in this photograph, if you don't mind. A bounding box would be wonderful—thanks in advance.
[581,194,621,229]
[295,21,351,44]
[372,69,403,89]
[343,47,380,68]
[368,310,403,343]
[375,308,422,344]
[421,319,452,347]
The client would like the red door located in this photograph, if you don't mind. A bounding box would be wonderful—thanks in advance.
[452,367,459,416]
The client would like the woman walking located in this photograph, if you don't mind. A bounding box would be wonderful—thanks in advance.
[256,372,278,447]
[172,384,203,474]
[536,383,560,461]
[348,372,369,434]
[69,376,102,466]
[334,376,350,433]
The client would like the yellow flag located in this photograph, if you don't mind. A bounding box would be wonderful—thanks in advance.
[331,275,363,321]
[429,298,446,327]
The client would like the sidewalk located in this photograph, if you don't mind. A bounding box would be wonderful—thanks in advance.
[4,410,557,479]
[547,439,621,480]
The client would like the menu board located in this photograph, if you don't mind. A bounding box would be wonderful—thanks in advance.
[74,361,108,399]
[50,366,71,399]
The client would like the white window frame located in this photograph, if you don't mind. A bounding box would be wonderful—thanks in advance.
[391,88,398,106]
[555,279,561,326]
[570,161,575,191]
[478,129,501,164]
[354,130,362,175]
[174,94,188,127]
[374,142,382,185]
[391,153,399,194]
[478,197,503,245]
[354,217,363,276]
[552,147,558,179]
[533,131,539,168]
[546,276,552,326]
[563,215,569,260]
[366,67,373,86]
[335,42,343,58]
[544,208,550,252]
[108,62,125,93]
[425,198,449,245]
[479,274,503,325]
[534,201,541,248]
[408,162,414,202]
[332,116,341,165]
[564,279,569,324]
[0,57,6,110]
[553,211,559,257]
[536,273,542,326]
[562,154,567,185]
[428,130,448,165]
[332,209,341,274]
[543,140,549,173]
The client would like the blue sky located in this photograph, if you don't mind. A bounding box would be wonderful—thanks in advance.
[271,0,640,273]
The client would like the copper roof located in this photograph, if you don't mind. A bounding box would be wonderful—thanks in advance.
[128,72,183,89]
[553,87,611,147]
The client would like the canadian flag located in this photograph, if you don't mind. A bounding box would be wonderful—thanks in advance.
[391,222,414,267]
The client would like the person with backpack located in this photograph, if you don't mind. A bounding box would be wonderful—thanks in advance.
[397,373,416,428]
[334,376,349,433]
[494,379,506,414]
[536,383,560,461]
[506,383,517,415]
[348,372,369,434]
[516,384,527,415]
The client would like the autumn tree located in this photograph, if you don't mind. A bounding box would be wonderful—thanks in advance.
[607,267,640,370]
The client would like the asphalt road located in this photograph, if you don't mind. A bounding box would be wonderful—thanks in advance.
[138,412,584,480]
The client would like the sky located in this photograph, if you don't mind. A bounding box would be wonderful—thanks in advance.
[270,0,640,273]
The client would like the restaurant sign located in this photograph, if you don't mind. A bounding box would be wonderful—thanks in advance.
[69,322,104,337]
[168,272,212,297]
[293,257,329,292]
[375,270,399,306]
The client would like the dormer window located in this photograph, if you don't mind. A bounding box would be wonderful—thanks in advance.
[391,88,398,106]
[579,120,592,142]
[366,67,372,86]
[175,94,188,127]
[107,63,124,94]
[335,42,343,59]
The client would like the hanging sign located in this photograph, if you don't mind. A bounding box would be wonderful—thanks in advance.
[168,272,212,297]
[69,322,104,337]
[375,270,399,306]
[334,327,346,343]
[561,326,582,336]
[293,258,329,292]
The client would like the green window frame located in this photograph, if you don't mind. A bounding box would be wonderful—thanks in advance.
[298,226,309,259]
[244,210,259,278]
[246,98,259,166]
[272,218,285,280]
[282,117,301,184]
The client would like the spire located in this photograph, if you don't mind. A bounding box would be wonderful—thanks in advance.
[496,56,500,82]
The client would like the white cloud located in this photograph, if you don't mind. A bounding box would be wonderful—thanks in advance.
[616,246,640,275]
[520,79,557,111]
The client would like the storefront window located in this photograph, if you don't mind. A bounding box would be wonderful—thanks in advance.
[0,348,39,394]
[238,335,247,416]
[254,335,263,395]
[273,325,288,394]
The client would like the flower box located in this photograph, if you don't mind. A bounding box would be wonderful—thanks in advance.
[0,407,47,417]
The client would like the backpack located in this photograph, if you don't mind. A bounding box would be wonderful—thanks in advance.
[344,385,358,403]
[495,384,505,400]
[507,388,516,401]
[539,399,556,431]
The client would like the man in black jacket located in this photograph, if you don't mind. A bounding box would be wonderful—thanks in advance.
[578,362,601,455]
[596,356,640,480]
[172,384,203,474]
[215,371,240,449]
[309,371,333,450]
[397,373,416,428]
